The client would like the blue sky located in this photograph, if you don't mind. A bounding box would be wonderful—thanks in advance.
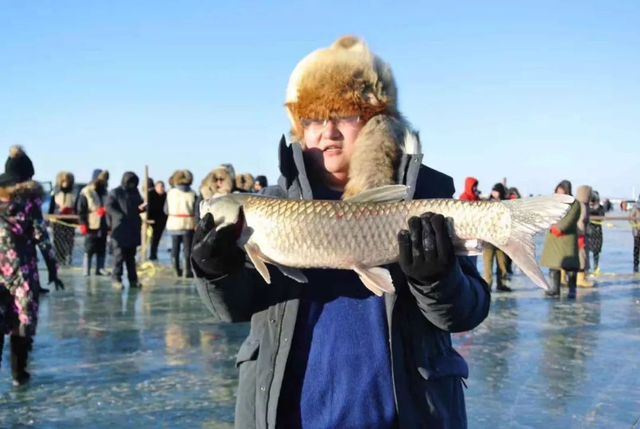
[1,1,638,198]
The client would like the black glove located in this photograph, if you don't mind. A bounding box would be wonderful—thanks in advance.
[191,213,246,279]
[48,273,65,291]
[398,212,456,284]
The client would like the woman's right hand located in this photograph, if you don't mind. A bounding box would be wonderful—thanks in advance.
[191,213,245,279]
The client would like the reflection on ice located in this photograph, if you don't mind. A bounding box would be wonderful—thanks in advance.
[1,222,639,427]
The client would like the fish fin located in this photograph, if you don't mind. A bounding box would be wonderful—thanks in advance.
[273,263,308,283]
[353,265,396,296]
[244,243,271,284]
[343,185,408,203]
[499,194,575,290]
[453,239,485,256]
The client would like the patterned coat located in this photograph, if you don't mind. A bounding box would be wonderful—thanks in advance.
[0,181,57,337]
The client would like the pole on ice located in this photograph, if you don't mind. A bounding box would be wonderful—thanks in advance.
[140,165,149,263]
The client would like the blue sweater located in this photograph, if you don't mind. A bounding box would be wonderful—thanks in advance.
[277,187,397,429]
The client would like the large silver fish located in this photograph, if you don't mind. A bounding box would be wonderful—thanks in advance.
[200,186,574,296]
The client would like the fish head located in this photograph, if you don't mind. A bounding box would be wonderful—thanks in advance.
[201,193,249,232]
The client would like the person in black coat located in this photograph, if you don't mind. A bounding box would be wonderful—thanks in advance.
[147,179,167,261]
[106,172,146,288]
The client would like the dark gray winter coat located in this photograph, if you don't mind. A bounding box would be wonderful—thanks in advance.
[107,172,143,248]
[194,138,491,429]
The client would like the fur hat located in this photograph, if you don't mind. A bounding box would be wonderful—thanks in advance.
[285,36,416,199]
[236,173,255,192]
[55,171,75,190]
[91,169,109,184]
[0,146,35,187]
[286,36,399,139]
[170,169,194,186]
[200,165,235,199]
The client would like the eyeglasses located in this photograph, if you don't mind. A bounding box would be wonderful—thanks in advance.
[300,116,361,132]
[215,178,225,182]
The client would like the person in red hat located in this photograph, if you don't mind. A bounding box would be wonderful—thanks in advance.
[459,177,480,201]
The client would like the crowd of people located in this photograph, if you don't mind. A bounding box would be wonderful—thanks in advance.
[47,164,269,287]
[0,146,269,386]
[461,177,639,298]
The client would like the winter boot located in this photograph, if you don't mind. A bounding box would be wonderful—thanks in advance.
[83,253,93,277]
[560,269,568,286]
[546,270,561,297]
[566,271,577,299]
[577,272,594,288]
[10,336,31,386]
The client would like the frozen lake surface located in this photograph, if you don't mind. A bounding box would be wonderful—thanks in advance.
[1,218,639,427]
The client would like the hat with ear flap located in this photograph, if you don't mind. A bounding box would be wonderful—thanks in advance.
[285,35,400,142]
[284,36,418,199]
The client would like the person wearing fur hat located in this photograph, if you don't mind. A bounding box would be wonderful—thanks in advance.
[194,165,237,220]
[165,170,196,278]
[48,171,76,266]
[540,180,581,298]
[482,183,512,292]
[235,173,255,193]
[0,146,64,386]
[192,36,489,428]
[77,169,110,276]
[106,172,146,288]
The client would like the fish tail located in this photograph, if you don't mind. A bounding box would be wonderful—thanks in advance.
[499,194,575,290]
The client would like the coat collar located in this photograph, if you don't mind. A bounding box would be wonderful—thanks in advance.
[277,135,424,201]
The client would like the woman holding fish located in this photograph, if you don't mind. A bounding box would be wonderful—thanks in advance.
[191,35,493,429]
[192,36,571,428]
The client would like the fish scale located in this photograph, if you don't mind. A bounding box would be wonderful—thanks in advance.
[244,196,510,269]
[201,189,574,291]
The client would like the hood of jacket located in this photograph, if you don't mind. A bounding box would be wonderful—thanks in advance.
[0,180,44,202]
[121,172,139,190]
[491,183,507,200]
[556,180,572,196]
[465,177,478,194]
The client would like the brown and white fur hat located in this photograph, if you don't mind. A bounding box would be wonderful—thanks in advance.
[285,35,420,199]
